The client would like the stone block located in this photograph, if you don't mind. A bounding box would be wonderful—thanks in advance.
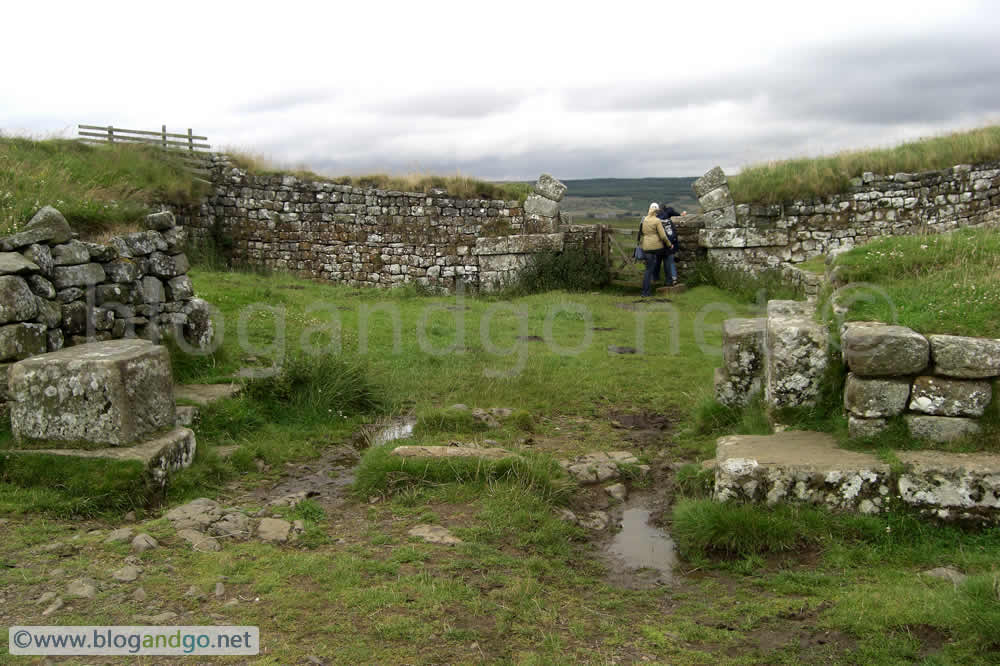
[765,304,829,408]
[34,297,61,329]
[0,323,47,361]
[0,276,39,323]
[5,427,196,489]
[698,186,734,213]
[26,275,56,299]
[51,240,91,266]
[22,244,53,276]
[9,339,176,447]
[714,432,890,510]
[144,211,176,231]
[52,263,106,289]
[722,317,766,376]
[842,322,929,376]
[699,228,745,248]
[0,252,39,275]
[82,242,118,262]
[140,276,165,304]
[848,415,889,439]
[109,231,167,258]
[103,258,142,283]
[145,252,184,278]
[95,283,136,306]
[701,207,737,229]
[165,276,194,301]
[183,298,215,351]
[693,166,728,198]
[533,174,567,202]
[844,373,911,418]
[0,206,73,250]
[908,376,992,417]
[905,415,981,443]
[928,334,1000,378]
[523,194,560,218]
[896,450,1000,522]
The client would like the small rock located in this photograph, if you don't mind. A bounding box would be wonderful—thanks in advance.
[293,520,305,534]
[922,567,968,587]
[184,585,205,600]
[36,591,57,605]
[104,528,135,544]
[131,534,159,554]
[42,597,64,616]
[67,578,97,599]
[132,587,147,602]
[605,483,628,502]
[408,524,462,545]
[215,582,225,598]
[257,518,292,543]
[578,511,610,531]
[124,511,137,522]
[112,565,142,582]
[177,528,221,552]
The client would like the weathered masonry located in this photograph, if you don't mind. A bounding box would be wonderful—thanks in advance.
[180,163,611,291]
[683,162,1000,276]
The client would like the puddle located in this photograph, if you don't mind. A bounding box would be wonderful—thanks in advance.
[604,507,678,588]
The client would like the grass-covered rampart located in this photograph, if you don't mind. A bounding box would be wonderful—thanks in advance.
[729,124,1000,203]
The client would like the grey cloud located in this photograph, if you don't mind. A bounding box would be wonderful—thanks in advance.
[365,90,525,118]
[232,90,338,114]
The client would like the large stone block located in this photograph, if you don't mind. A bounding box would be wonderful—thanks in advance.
[165,275,194,301]
[51,240,91,266]
[183,298,216,351]
[523,194,560,218]
[848,415,889,439]
[0,206,73,250]
[765,304,829,408]
[9,339,176,447]
[896,450,1000,523]
[144,211,176,231]
[103,258,142,283]
[0,276,39,323]
[844,373,911,418]
[698,186,735,213]
[109,231,167,258]
[905,415,981,443]
[0,252,39,275]
[52,263,106,289]
[701,207,737,229]
[693,166,728,198]
[842,322,929,376]
[928,334,1000,378]
[908,376,992,417]
[0,323,47,361]
[699,228,745,248]
[533,174,567,202]
[22,244,53,276]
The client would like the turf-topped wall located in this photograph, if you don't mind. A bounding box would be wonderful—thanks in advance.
[181,160,610,291]
[689,163,1000,272]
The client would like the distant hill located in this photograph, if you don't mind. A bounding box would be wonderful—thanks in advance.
[555,177,700,221]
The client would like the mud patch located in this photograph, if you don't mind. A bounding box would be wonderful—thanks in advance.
[593,327,617,331]
[615,299,672,311]
[609,409,673,431]
[517,335,544,342]
[604,507,677,586]
[607,346,637,355]
[276,284,305,290]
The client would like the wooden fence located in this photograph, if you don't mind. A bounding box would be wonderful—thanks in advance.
[77,124,213,176]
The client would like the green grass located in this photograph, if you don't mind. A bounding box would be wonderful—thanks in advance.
[729,124,1000,203]
[687,257,803,304]
[831,227,1000,337]
[0,134,207,236]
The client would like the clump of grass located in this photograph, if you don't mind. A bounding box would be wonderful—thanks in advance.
[354,445,573,505]
[674,463,716,498]
[224,148,531,202]
[414,406,489,435]
[686,257,802,303]
[241,351,383,424]
[691,395,772,438]
[729,124,1000,203]
[508,248,612,295]
[831,227,1000,337]
[0,134,208,236]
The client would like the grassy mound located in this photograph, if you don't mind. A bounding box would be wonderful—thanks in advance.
[0,135,208,237]
[729,125,1000,203]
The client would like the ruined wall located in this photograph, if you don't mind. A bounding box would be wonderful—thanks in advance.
[183,162,608,291]
[0,207,213,392]
[689,163,1000,272]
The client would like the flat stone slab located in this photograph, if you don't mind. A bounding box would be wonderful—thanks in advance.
[391,445,515,461]
[9,339,175,447]
[174,383,240,406]
[6,427,196,487]
[715,431,1000,522]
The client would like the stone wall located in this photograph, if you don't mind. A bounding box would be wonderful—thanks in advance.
[842,323,998,443]
[0,207,213,398]
[183,162,610,292]
[686,162,1000,273]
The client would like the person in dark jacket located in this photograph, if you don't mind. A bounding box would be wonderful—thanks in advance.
[655,204,684,285]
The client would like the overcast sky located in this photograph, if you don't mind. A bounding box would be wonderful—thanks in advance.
[3,0,998,180]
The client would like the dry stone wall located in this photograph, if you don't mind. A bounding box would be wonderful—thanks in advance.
[183,161,609,292]
[685,162,1000,275]
[0,207,213,401]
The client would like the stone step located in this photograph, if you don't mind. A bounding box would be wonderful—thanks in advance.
[714,431,1000,523]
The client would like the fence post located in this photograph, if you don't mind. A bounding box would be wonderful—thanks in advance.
[188,128,194,153]
[107,126,114,144]
[162,125,167,150]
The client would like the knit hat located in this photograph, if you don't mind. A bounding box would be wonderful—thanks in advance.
[648,202,659,214]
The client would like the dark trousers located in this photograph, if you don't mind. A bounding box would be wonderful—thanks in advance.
[641,250,663,296]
